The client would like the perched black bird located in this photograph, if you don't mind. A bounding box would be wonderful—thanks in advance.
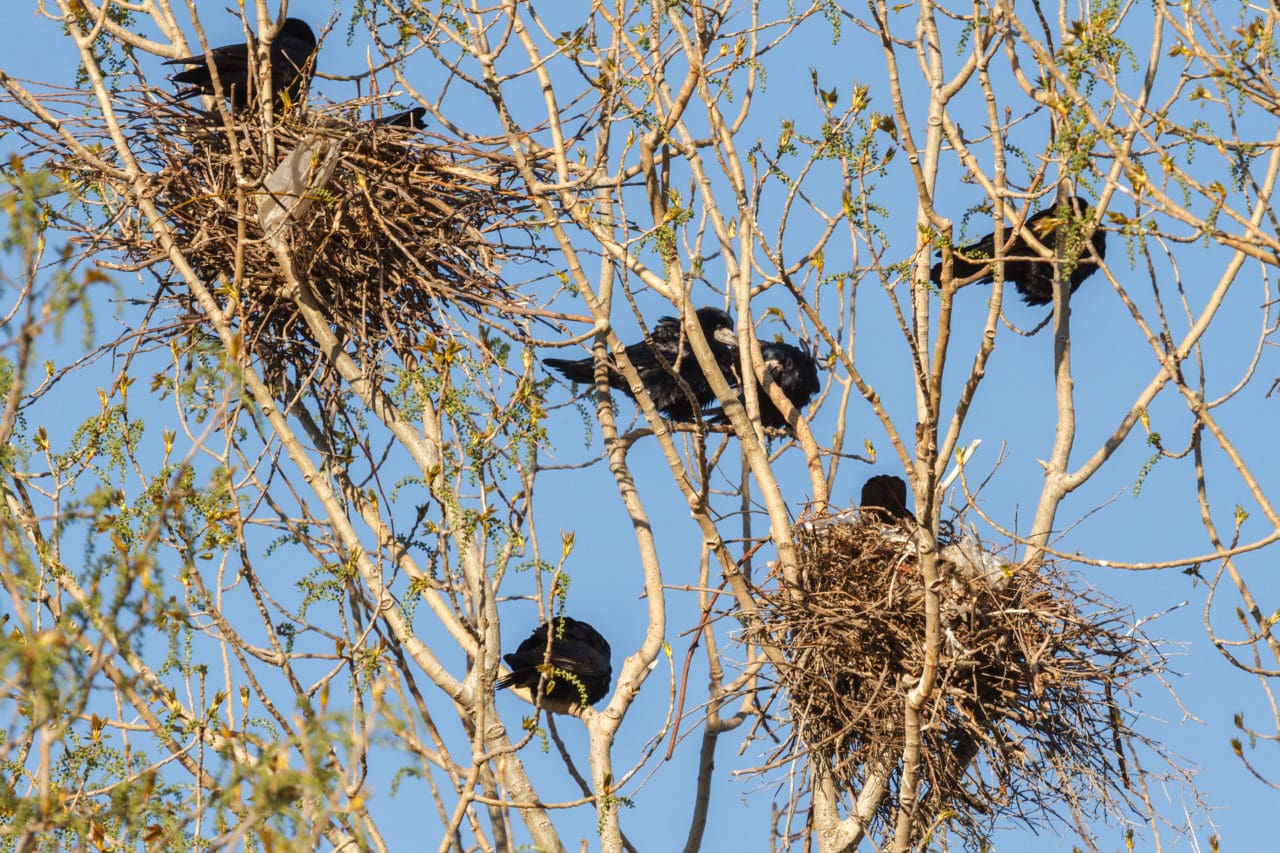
[497,617,612,708]
[166,17,317,113]
[752,341,822,429]
[860,474,914,521]
[545,306,738,422]
[374,106,426,129]
[710,340,821,430]
[930,195,1106,306]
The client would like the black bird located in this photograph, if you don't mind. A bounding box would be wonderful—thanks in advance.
[751,341,822,429]
[497,617,612,708]
[166,17,317,113]
[860,474,914,521]
[710,340,821,430]
[929,195,1106,306]
[374,106,426,129]
[545,307,738,422]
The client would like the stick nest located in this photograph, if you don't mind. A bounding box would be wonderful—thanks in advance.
[27,94,543,385]
[755,508,1154,844]
[169,111,536,375]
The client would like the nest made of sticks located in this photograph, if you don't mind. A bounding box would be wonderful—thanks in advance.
[28,91,544,387]
[159,106,539,379]
[756,508,1153,845]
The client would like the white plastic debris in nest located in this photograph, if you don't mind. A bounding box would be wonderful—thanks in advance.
[258,135,343,243]
[797,509,860,533]
[940,535,1011,590]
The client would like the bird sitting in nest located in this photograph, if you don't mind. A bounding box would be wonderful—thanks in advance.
[860,474,915,522]
[166,17,317,113]
[497,617,612,709]
[930,195,1106,306]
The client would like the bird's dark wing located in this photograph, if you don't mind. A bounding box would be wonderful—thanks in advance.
[166,18,315,111]
[375,107,427,129]
[931,196,1105,307]
[546,308,737,423]
[167,42,253,100]
[759,341,821,428]
[930,229,998,286]
[637,309,738,421]
[496,618,612,705]
[165,41,250,70]
[711,341,820,431]
[496,625,555,691]
[623,333,700,420]
[544,626,611,704]
[270,21,317,104]
[1012,197,1106,305]
[546,336,700,418]
[559,618,611,657]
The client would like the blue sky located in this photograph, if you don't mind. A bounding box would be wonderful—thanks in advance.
[2,3,1277,850]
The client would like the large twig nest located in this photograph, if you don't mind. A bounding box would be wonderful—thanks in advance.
[756,508,1157,844]
[148,105,537,379]
[12,92,543,386]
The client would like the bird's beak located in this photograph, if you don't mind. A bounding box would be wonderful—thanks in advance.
[713,327,739,348]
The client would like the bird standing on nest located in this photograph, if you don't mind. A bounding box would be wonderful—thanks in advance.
[166,17,317,113]
[497,617,612,708]
[930,195,1106,306]
[545,306,739,423]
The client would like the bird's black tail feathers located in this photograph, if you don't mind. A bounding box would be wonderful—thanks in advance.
[544,357,605,386]
[375,107,426,129]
